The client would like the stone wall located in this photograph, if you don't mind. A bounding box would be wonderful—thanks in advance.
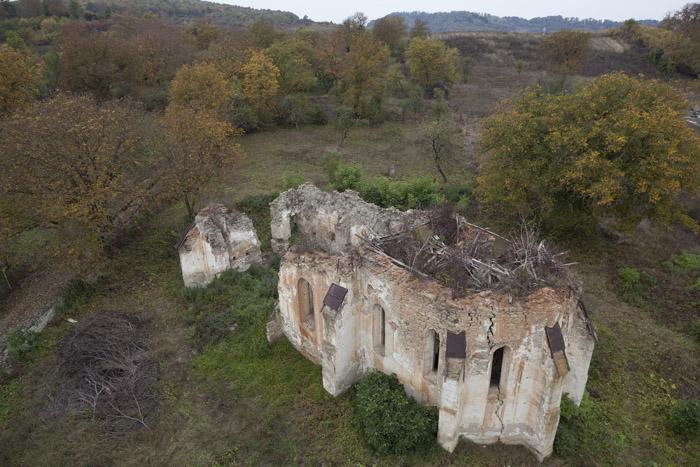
[276,247,593,460]
[178,204,261,288]
[270,184,426,255]
[271,184,596,461]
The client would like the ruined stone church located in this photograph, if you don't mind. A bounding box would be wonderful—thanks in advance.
[178,184,596,461]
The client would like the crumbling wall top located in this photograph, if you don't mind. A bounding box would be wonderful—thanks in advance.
[270,183,427,255]
[180,204,257,253]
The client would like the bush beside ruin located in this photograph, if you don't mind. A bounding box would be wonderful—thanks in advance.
[352,371,438,455]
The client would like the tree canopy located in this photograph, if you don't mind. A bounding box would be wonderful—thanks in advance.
[405,37,460,92]
[477,73,700,233]
[0,44,42,114]
[540,30,591,77]
[0,94,159,264]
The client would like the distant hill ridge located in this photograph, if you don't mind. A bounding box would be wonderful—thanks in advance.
[370,11,659,33]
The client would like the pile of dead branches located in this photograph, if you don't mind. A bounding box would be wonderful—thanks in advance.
[366,205,573,297]
[55,310,158,433]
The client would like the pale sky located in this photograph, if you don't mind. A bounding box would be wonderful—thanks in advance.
[220,0,690,23]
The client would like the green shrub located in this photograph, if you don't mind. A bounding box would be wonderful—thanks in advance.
[320,150,343,182]
[281,174,305,190]
[6,329,38,363]
[616,266,651,305]
[55,278,98,315]
[352,371,437,454]
[333,164,363,191]
[670,251,700,272]
[689,321,700,344]
[668,400,700,437]
[182,266,277,351]
[321,157,443,210]
[618,266,641,290]
[361,176,443,210]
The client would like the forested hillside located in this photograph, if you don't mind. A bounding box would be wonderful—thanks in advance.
[372,11,659,33]
[0,0,313,27]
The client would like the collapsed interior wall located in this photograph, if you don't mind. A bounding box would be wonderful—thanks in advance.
[270,183,427,255]
[270,184,596,461]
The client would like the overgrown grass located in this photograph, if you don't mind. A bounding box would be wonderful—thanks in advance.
[235,193,277,252]
[182,266,277,349]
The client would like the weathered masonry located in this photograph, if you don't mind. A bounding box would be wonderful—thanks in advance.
[268,184,596,461]
[178,204,261,288]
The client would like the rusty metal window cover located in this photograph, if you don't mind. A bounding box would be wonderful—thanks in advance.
[545,323,566,355]
[323,283,348,311]
[445,330,466,359]
[545,322,570,377]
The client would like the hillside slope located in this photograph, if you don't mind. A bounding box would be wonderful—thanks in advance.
[372,11,658,33]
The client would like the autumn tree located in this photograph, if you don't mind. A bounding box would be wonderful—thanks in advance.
[659,3,700,76]
[57,22,135,99]
[241,49,280,120]
[405,37,460,93]
[169,62,230,116]
[162,107,242,220]
[165,63,242,218]
[188,19,220,50]
[477,73,700,233]
[540,30,590,80]
[338,31,389,120]
[372,15,406,56]
[0,44,43,114]
[421,90,452,182]
[249,19,284,48]
[410,18,430,38]
[266,38,317,94]
[0,94,159,265]
[57,18,195,103]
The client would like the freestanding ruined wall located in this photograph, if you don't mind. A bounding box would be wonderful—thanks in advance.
[270,185,596,461]
[178,204,261,288]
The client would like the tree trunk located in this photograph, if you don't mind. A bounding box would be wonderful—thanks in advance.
[184,192,196,221]
[435,156,448,183]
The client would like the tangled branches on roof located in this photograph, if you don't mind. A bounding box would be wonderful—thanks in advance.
[367,205,573,297]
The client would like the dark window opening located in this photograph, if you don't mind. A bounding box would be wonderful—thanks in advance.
[381,308,386,346]
[373,305,386,354]
[490,347,504,388]
[432,332,440,372]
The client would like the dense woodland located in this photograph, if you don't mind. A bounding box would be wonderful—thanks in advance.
[1,0,700,465]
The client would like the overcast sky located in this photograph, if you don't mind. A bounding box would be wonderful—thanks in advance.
[220,1,690,23]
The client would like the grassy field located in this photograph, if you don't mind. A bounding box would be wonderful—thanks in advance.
[2,31,699,466]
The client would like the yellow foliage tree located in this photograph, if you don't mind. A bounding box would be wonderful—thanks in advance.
[163,107,242,219]
[477,73,700,233]
[166,63,242,218]
[241,49,280,119]
[0,44,43,114]
[405,37,459,92]
[339,32,389,120]
[540,30,591,78]
[0,94,158,265]
[169,62,231,116]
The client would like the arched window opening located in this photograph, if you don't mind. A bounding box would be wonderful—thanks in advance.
[372,304,386,355]
[490,347,505,388]
[297,278,315,331]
